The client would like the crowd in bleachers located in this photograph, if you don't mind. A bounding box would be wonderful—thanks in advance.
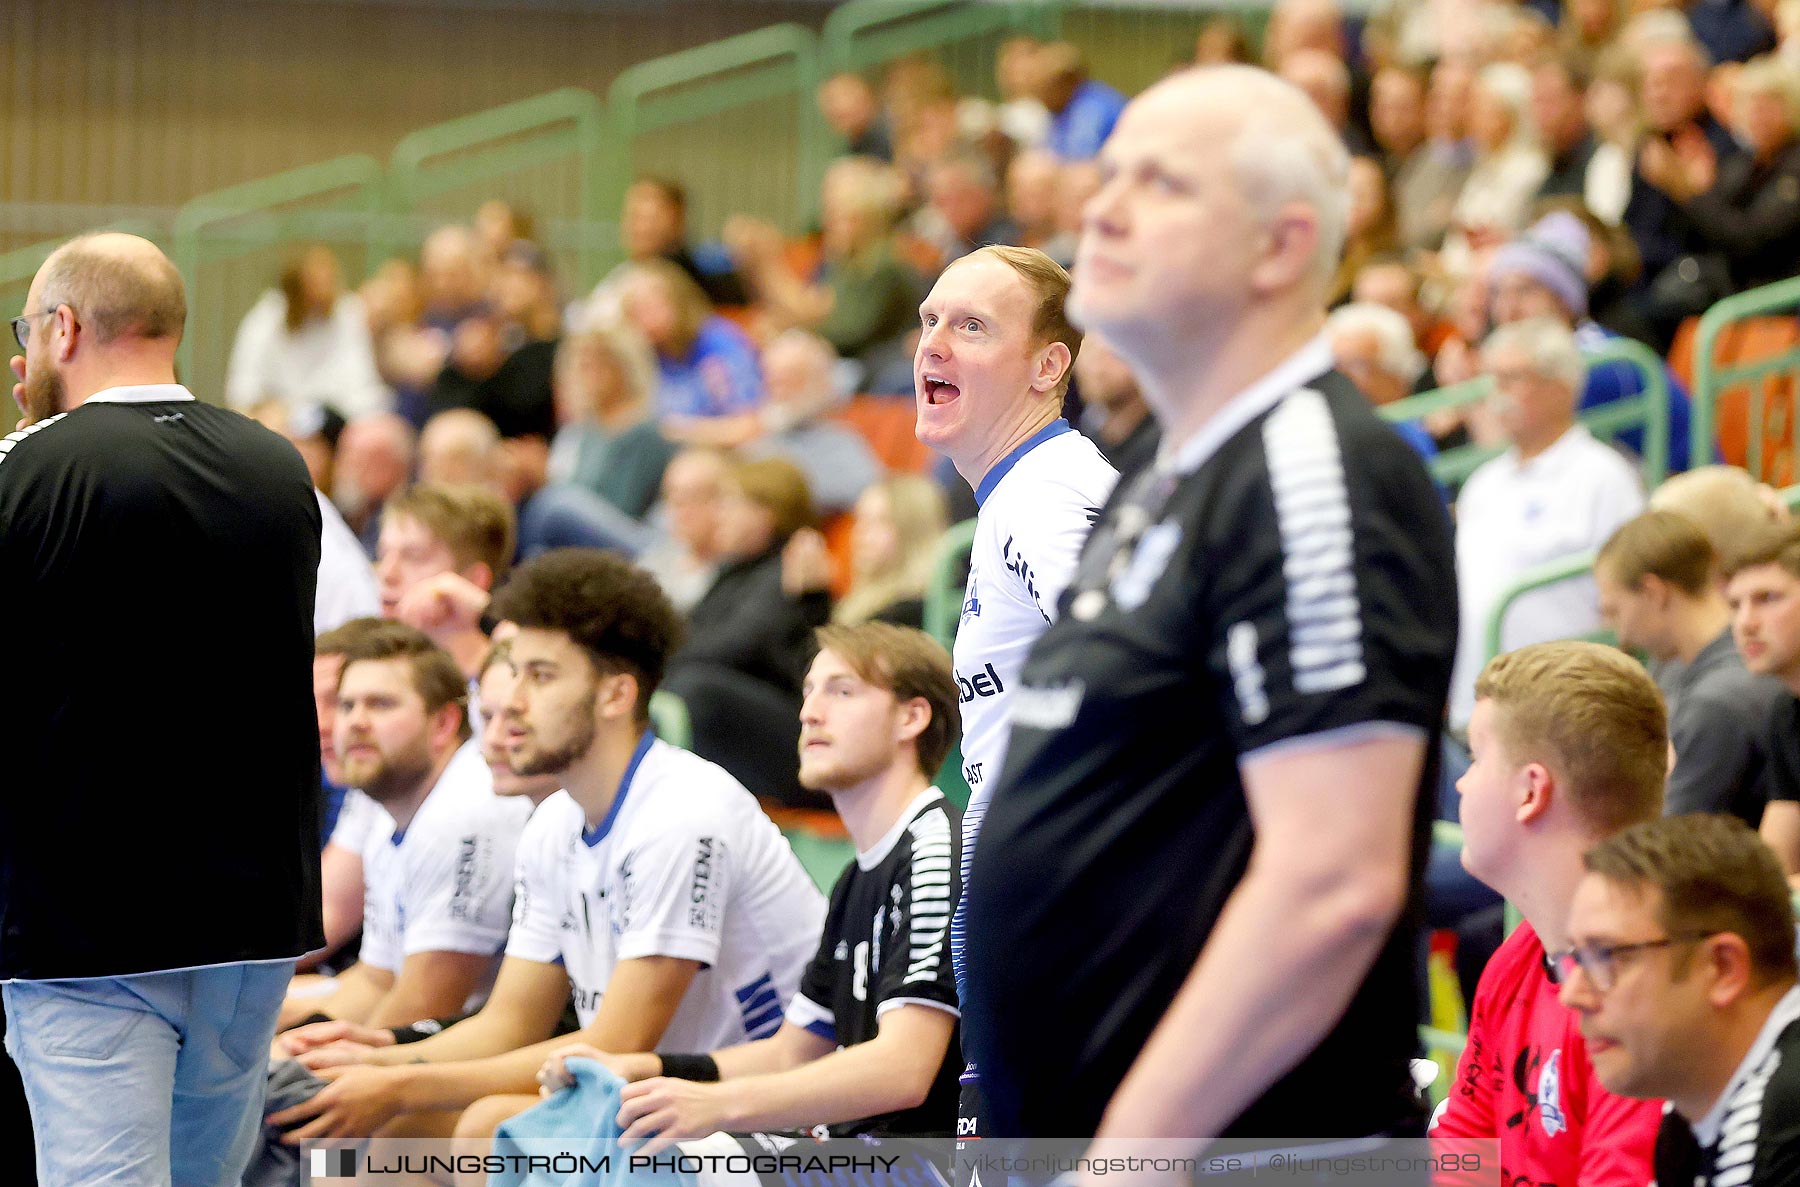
[17,0,1800,1180]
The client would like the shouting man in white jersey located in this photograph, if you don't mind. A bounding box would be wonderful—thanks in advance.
[913,243,1119,1141]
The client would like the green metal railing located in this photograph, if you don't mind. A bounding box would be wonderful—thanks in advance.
[1483,551,1609,665]
[924,516,979,651]
[821,1,1057,89]
[385,88,608,286]
[1692,274,1800,480]
[609,24,822,254]
[171,154,386,407]
[1379,338,1671,491]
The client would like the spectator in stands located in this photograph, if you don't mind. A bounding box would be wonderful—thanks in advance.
[266,551,824,1150]
[1281,48,1377,156]
[1724,523,1800,880]
[728,157,922,383]
[1450,318,1645,732]
[619,260,764,423]
[473,199,535,267]
[1488,210,1705,472]
[419,225,490,340]
[1263,0,1349,67]
[601,176,748,309]
[1193,16,1253,65]
[1032,42,1128,160]
[1559,815,1800,1186]
[1329,156,1400,305]
[1398,61,1478,251]
[1445,63,1550,270]
[1005,149,1062,252]
[818,72,893,162]
[1686,0,1780,63]
[377,483,514,681]
[1370,62,1427,179]
[508,325,668,561]
[425,248,558,452]
[417,408,503,489]
[994,36,1051,148]
[1647,54,1800,292]
[1072,330,1159,480]
[739,330,881,515]
[1352,256,1450,389]
[332,411,415,557]
[1561,0,1630,71]
[833,476,950,630]
[1324,303,1439,463]
[533,622,963,1148]
[1627,27,1745,334]
[1040,159,1101,269]
[664,458,833,807]
[638,447,730,615]
[360,257,439,424]
[1430,641,1665,1184]
[1533,53,1632,223]
[1599,510,1784,824]
[273,625,529,1034]
[226,244,390,423]
[919,153,1020,271]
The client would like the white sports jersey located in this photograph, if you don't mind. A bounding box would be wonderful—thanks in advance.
[359,741,532,1012]
[506,733,826,1050]
[951,419,1115,998]
[328,788,386,854]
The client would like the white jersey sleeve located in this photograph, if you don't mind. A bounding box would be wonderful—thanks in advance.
[314,489,379,636]
[504,792,576,966]
[398,796,528,960]
[327,788,383,855]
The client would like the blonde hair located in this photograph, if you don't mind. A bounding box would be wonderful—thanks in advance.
[834,476,950,625]
[967,244,1083,398]
[1734,53,1800,129]
[1475,640,1667,835]
[622,259,713,357]
[385,482,517,580]
[1597,509,1718,596]
[729,457,817,546]
[555,319,658,413]
[1649,465,1782,555]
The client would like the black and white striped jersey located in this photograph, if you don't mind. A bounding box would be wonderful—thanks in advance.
[964,340,1458,1140]
[785,789,962,1137]
[1655,986,1800,1187]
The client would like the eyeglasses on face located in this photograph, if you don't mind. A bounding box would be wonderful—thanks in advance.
[1547,932,1715,992]
[10,307,63,352]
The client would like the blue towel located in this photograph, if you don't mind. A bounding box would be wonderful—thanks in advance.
[490,1059,694,1187]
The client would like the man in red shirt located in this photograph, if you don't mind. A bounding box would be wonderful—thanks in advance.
[1430,640,1667,1184]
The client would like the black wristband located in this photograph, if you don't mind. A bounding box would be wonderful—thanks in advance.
[478,611,499,636]
[388,1015,455,1045]
[279,1011,334,1034]
[658,1053,720,1082]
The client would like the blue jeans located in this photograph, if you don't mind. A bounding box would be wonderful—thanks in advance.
[2,960,293,1187]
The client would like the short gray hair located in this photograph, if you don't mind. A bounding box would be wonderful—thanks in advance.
[1326,302,1425,386]
[1481,317,1587,390]
[1212,66,1351,292]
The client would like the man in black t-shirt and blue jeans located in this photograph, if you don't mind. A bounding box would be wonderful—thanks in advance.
[1,234,323,1186]
[964,65,1458,1164]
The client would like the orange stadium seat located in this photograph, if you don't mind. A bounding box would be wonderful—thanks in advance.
[831,395,932,474]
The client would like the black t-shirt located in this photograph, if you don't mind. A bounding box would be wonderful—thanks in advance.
[1656,997,1800,1187]
[790,790,962,1137]
[965,357,1457,1139]
[1761,693,1800,805]
[0,392,325,979]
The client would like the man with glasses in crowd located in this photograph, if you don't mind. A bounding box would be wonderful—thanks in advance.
[2,234,324,1186]
[1559,814,1800,1186]
[1429,641,1664,1184]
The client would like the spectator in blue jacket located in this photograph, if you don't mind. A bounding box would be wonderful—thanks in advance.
[619,260,765,424]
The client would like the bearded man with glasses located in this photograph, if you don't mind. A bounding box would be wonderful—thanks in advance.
[1429,640,1666,1185]
[1559,813,1800,1187]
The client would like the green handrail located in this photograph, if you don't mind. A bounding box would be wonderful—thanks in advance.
[386,88,607,285]
[1379,338,1671,490]
[924,516,979,651]
[1691,274,1800,478]
[648,688,693,751]
[608,24,821,241]
[1483,550,1608,664]
[171,153,386,394]
[821,0,1059,76]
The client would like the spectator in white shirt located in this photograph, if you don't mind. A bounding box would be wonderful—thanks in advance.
[1450,317,1645,728]
[226,245,391,422]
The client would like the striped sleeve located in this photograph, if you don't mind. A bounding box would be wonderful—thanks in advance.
[873,805,960,1016]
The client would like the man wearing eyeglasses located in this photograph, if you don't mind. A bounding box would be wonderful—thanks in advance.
[1429,640,1666,1184]
[2,234,324,1187]
[1559,814,1800,1187]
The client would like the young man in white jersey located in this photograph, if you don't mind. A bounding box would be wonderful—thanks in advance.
[914,242,1119,1139]
[274,623,530,1035]
[267,549,825,1149]
[536,621,965,1146]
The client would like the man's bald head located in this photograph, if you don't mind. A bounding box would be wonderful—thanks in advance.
[35,233,186,346]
